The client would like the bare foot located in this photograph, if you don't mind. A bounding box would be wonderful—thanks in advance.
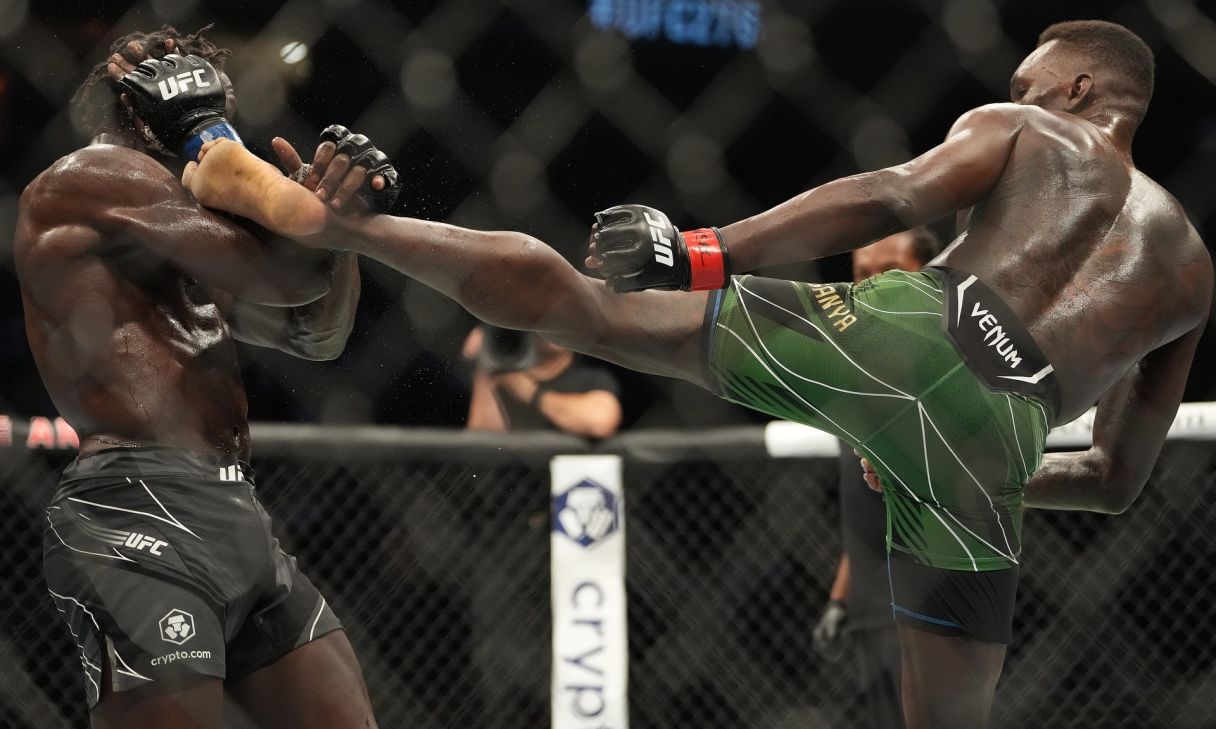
[183,139,328,237]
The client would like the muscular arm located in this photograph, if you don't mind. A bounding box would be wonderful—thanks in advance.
[720,104,1021,271]
[20,145,330,306]
[224,251,360,360]
[1024,322,1206,513]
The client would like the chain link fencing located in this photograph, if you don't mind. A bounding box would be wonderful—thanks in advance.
[1,0,1214,424]
[0,2,1214,726]
[0,425,1213,728]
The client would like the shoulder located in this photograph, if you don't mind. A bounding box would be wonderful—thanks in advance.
[23,144,178,214]
[17,145,179,259]
[1131,171,1201,243]
[947,103,1029,138]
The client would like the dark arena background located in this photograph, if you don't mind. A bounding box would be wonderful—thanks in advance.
[1,1,1215,728]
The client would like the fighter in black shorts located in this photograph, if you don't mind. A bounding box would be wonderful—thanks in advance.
[18,27,395,728]
[172,19,1208,729]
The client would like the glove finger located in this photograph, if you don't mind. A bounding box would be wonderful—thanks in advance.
[595,206,634,227]
[319,124,352,146]
[127,58,162,81]
[349,149,399,213]
[348,145,387,172]
[335,132,372,158]
[609,272,666,294]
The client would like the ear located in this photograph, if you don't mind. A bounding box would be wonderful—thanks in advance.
[1066,73,1093,109]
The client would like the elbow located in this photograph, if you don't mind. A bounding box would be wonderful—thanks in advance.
[856,170,917,234]
[1101,475,1145,515]
[1093,452,1148,515]
[286,329,352,361]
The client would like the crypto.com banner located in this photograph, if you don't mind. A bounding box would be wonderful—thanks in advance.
[550,455,628,729]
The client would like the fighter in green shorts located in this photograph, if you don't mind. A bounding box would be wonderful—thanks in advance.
[169,20,1209,729]
[704,270,1053,574]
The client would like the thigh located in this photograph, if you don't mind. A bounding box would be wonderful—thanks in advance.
[44,498,232,711]
[897,624,1005,729]
[92,652,224,729]
[225,630,378,729]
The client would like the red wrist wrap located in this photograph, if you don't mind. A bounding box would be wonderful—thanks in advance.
[682,227,729,291]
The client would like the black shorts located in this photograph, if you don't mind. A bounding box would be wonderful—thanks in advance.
[43,447,342,708]
[887,554,1018,644]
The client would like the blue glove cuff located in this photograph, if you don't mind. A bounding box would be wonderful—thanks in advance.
[182,120,242,162]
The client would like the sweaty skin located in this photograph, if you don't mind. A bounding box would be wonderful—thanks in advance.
[15,141,358,460]
[185,40,1210,516]
[183,35,1211,729]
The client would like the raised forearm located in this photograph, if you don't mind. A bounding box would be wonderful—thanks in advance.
[720,172,908,273]
[227,250,359,360]
[284,251,360,358]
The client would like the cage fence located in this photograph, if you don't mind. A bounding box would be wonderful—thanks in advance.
[0,425,1213,728]
[1,0,1214,425]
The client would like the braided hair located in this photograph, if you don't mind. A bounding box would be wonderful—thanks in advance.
[69,25,232,142]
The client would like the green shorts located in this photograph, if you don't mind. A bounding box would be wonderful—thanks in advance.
[703,269,1058,572]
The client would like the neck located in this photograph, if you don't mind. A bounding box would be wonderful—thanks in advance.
[1078,105,1138,153]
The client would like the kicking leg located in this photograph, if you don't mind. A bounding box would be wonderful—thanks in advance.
[225,630,377,729]
[182,135,712,385]
[897,624,1005,729]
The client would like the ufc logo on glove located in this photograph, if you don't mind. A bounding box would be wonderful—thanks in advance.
[158,69,212,100]
[645,211,675,267]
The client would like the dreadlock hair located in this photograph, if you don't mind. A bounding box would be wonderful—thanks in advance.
[69,25,232,142]
[1037,20,1155,124]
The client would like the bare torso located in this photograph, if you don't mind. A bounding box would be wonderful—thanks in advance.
[15,142,334,460]
[934,105,1209,422]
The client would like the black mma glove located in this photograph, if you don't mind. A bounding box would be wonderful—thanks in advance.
[119,54,240,161]
[319,124,400,214]
[592,204,730,293]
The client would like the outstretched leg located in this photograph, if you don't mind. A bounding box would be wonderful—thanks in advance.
[183,139,329,237]
[897,624,1005,729]
[182,137,712,385]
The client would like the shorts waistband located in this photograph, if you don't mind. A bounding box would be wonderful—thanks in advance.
[924,266,1061,420]
[60,446,254,485]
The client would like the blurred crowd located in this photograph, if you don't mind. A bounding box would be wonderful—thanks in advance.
[1,0,1214,432]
